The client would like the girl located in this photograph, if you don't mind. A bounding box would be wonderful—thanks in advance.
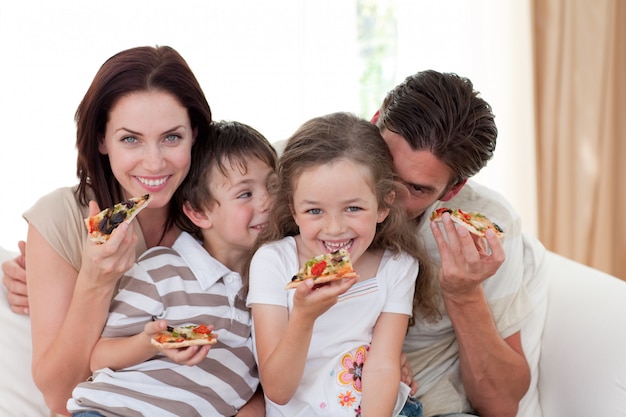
[247,112,427,417]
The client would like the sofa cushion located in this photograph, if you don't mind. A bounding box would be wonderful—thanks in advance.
[538,251,626,415]
[0,246,50,417]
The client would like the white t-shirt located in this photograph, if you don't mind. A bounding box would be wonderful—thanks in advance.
[403,180,546,417]
[247,236,416,417]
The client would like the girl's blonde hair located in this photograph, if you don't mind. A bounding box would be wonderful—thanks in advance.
[252,112,440,322]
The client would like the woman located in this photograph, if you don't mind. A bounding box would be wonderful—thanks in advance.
[22,45,262,417]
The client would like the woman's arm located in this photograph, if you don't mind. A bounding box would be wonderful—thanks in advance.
[360,312,409,417]
[27,220,138,416]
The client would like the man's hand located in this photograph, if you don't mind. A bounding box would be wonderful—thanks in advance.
[431,212,504,301]
[2,240,29,315]
[400,352,418,396]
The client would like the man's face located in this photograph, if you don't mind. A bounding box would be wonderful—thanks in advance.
[381,129,457,221]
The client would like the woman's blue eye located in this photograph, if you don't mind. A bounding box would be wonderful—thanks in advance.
[307,208,322,215]
[122,136,138,143]
[165,134,181,143]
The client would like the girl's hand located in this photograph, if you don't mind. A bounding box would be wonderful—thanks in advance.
[80,200,139,289]
[145,320,213,366]
[291,276,357,320]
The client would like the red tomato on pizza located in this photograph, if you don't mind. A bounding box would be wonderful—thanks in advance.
[285,248,358,290]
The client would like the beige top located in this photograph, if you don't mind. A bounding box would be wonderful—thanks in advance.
[23,186,147,273]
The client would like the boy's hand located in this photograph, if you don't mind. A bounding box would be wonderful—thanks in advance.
[145,319,213,366]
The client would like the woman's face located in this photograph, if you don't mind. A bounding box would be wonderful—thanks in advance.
[99,90,195,210]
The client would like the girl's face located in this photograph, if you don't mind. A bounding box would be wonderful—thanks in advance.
[291,158,389,265]
[99,90,195,210]
[205,157,273,252]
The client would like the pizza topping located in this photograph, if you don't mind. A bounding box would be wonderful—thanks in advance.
[287,248,357,289]
[431,207,504,238]
[152,323,217,347]
[84,194,152,243]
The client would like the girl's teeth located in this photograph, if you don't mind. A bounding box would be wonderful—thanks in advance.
[324,240,352,252]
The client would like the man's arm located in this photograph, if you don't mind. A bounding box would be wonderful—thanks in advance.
[236,386,266,417]
[432,213,530,417]
[444,287,530,417]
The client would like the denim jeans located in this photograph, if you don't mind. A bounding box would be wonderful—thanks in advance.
[397,396,423,417]
[73,412,106,417]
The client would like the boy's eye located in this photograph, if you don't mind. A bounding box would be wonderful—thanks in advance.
[237,191,252,199]
[346,206,361,212]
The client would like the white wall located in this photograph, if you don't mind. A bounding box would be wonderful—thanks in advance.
[0,0,536,251]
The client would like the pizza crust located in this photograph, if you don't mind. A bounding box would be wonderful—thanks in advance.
[284,270,358,290]
[150,336,217,349]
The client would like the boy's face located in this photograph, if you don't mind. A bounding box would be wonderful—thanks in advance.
[204,156,273,254]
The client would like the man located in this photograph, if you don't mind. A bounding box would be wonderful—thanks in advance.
[374,70,546,417]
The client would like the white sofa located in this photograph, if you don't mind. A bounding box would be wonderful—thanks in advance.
[1,246,625,416]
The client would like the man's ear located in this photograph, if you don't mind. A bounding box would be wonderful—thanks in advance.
[370,110,380,125]
[182,201,212,229]
[440,179,468,201]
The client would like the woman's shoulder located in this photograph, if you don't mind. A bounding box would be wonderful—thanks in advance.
[25,185,86,216]
[23,185,90,271]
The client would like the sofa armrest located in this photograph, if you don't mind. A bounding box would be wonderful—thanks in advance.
[538,251,626,415]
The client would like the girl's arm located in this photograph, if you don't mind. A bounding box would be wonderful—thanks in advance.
[27,220,138,416]
[251,278,356,405]
[360,312,409,417]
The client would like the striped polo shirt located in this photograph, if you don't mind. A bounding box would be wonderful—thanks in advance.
[67,232,258,417]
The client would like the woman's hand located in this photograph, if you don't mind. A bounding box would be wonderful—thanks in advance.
[1,240,29,315]
[79,201,139,290]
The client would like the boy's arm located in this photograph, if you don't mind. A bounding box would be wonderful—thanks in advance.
[91,320,212,371]
[360,312,408,417]
[90,319,163,371]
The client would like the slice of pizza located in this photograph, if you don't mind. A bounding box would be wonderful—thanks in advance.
[151,323,218,349]
[430,207,505,238]
[84,194,153,243]
[285,248,358,290]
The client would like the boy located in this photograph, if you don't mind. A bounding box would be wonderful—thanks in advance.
[67,121,277,417]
